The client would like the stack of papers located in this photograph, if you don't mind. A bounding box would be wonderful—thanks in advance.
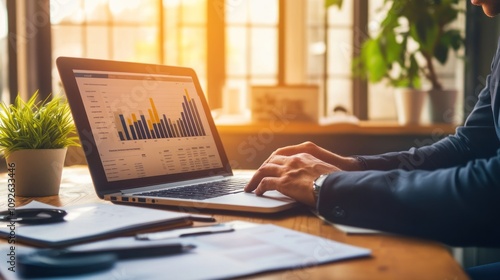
[0,202,371,279]
[0,220,370,279]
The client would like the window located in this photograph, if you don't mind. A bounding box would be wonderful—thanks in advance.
[225,0,279,113]
[50,0,207,96]
[0,0,7,102]
[225,0,279,99]
[306,0,354,117]
[365,0,464,121]
[48,0,463,122]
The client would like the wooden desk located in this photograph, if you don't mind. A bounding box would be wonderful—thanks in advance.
[216,121,457,135]
[0,166,468,279]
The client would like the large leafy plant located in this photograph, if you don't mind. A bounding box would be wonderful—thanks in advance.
[0,92,80,157]
[346,0,464,90]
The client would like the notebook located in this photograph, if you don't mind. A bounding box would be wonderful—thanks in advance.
[56,57,296,213]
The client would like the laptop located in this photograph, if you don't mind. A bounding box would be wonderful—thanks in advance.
[56,57,296,213]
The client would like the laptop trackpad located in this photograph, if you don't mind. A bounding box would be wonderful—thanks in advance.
[206,191,295,205]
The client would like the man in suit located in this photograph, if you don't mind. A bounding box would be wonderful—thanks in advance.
[245,0,500,278]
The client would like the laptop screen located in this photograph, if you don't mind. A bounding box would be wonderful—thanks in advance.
[72,69,224,182]
[57,57,232,197]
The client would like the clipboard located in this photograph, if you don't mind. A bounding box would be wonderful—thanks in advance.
[0,201,192,247]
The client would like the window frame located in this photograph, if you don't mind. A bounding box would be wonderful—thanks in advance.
[5,0,467,124]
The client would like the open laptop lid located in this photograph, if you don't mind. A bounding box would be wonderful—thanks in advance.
[56,57,233,198]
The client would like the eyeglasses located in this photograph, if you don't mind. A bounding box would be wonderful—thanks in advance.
[0,208,67,224]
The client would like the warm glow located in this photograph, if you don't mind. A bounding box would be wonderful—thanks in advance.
[163,0,181,7]
[50,0,83,24]
[50,0,280,109]
[83,0,107,19]
[0,2,7,38]
[108,0,141,16]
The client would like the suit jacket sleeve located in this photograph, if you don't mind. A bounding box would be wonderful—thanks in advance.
[316,39,500,247]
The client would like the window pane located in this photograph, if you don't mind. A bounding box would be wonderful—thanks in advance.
[307,0,325,26]
[367,0,395,120]
[318,0,353,118]
[250,28,277,76]
[83,0,110,22]
[225,0,277,113]
[52,26,84,57]
[110,0,158,24]
[225,0,248,24]
[0,0,7,101]
[51,25,84,96]
[368,0,386,36]
[50,0,84,24]
[86,26,109,59]
[164,2,180,65]
[162,0,207,91]
[435,58,457,76]
[51,0,208,94]
[226,27,248,76]
[249,0,278,24]
[306,0,325,85]
[112,27,159,63]
[327,29,352,76]
[326,79,352,116]
[327,0,352,26]
[180,0,206,23]
[180,27,206,77]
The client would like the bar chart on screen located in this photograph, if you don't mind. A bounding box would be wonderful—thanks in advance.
[114,90,207,141]
[72,70,224,181]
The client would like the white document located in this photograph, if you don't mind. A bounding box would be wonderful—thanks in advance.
[333,224,382,234]
[0,222,371,280]
[0,201,190,246]
[312,210,382,235]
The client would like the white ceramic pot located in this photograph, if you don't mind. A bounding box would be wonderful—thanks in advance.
[428,89,458,124]
[6,148,67,197]
[394,88,426,125]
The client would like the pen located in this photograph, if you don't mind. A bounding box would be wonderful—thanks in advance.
[46,243,196,259]
[136,224,234,241]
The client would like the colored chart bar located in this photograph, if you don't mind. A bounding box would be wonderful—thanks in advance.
[115,91,206,141]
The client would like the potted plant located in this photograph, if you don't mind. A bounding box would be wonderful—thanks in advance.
[349,0,465,124]
[0,92,79,196]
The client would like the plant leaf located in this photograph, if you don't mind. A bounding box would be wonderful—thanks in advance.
[363,39,388,82]
[325,0,343,8]
[0,92,80,157]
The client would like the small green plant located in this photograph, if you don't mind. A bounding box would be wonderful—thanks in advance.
[353,0,465,90]
[0,92,80,158]
[328,0,464,90]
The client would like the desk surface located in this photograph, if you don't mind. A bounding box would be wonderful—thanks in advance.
[215,120,457,135]
[0,166,468,279]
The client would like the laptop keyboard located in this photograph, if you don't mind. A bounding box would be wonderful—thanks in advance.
[134,178,248,200]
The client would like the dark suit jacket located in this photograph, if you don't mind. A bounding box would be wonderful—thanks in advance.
[317,39,500,247]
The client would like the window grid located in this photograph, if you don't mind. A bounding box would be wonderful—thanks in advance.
[306,0,354,117]
[0,0,6,102]
[48,0,463,121]
[224,0,279,105]
[50,0,208,90]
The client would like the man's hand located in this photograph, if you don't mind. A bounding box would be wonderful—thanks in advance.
[244,149,341,207]
[270,142,363,171]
